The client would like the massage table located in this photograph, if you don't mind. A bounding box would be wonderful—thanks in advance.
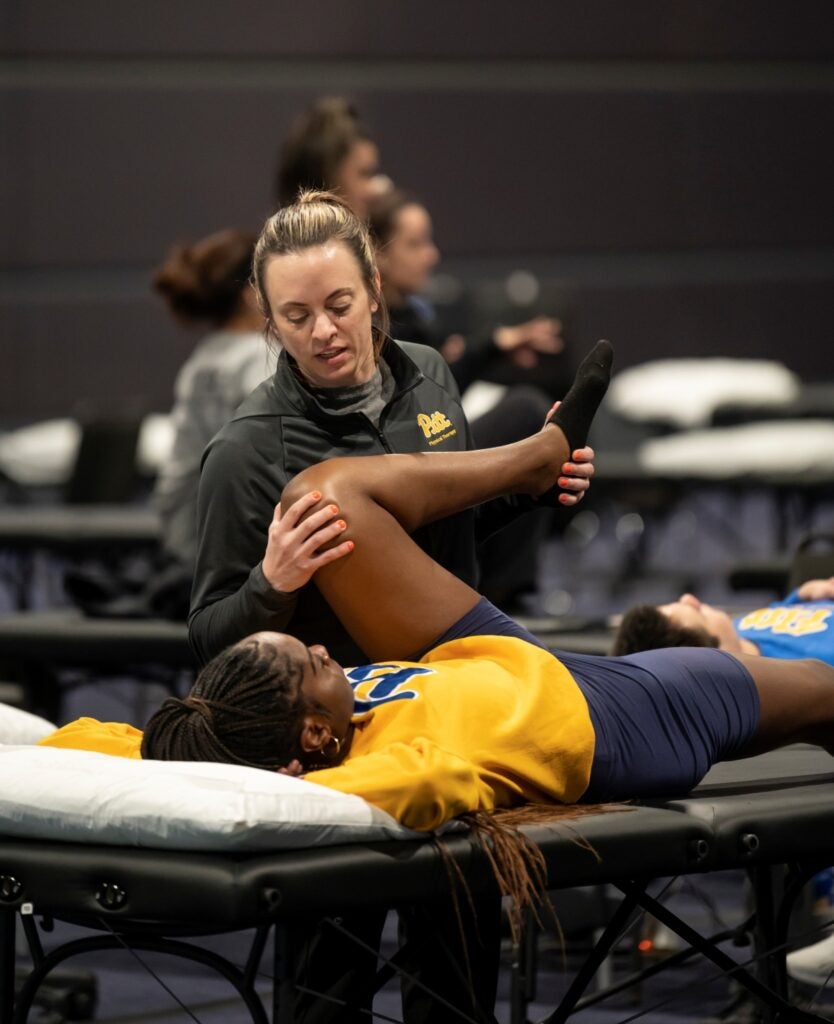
[0,503,162,619]
[0,610,192,722]
[0,798,713,1024]
[535,746,834,1024]
[0,506,161,556]
[585,419,834,602]
[1,699,833,1024]
[515,616,616,657]
[0,504,162,612]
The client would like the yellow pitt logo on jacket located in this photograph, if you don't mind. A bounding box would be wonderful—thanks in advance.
[417,411,456,446]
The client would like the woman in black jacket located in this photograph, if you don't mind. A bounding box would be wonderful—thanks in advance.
[188,189,594,1024]
[189,191,594,667]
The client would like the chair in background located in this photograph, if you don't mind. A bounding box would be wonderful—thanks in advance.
[65,418,143,505]
[788,532,834,592]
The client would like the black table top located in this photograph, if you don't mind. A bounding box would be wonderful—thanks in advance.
[0,608,192,666]
[0,504,161,551]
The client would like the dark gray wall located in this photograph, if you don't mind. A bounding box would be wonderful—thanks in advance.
[4,1,834,419]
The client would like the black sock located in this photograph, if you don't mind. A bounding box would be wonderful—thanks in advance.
[550,339,614,451]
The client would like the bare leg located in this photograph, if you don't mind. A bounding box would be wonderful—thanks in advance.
[281,431,569,660]
[281,342,612,659]
[734,653,834,756]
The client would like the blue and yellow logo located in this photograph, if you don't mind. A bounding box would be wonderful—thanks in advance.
[347,663,433,713]
[738,606,831,638]
[417,411,456,446]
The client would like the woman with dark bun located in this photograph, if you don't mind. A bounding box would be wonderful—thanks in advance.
[274,96,386,218]
[152,229,274,568]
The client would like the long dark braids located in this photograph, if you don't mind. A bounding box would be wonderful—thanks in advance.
[141,637,315,769]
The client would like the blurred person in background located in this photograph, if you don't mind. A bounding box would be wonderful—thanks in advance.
[152,229,274,571]
[614,576,834,997]
[64,230,273,622]
[274,96,387,218]
[613,579,834,664]
[369,186,568,395]
[369,186,575,610]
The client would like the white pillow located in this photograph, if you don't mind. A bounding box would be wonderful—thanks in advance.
[0,745,417,851]
[607,358,799,429]
[0,703,57,744]
[0,418,80,486]
[640,420,834,480]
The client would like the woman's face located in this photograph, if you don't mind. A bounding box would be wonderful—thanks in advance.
[249,632,355,752]
[264,241,379,388]
[332,139,380,220]
[377,204,440,299]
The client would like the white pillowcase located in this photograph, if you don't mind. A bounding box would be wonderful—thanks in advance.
[640,420,834,480]
[0,744,416,851]
[0,703,57,744]
[607,358,799,429]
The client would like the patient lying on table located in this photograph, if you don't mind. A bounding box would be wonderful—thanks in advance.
[40,342,834,830]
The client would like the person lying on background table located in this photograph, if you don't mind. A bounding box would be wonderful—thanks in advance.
[613,580,834,664]
[612,574,834,994]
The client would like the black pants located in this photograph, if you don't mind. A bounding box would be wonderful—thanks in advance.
[291,895,502,1023]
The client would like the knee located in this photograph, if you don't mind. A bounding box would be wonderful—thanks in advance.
[281,459,358,515]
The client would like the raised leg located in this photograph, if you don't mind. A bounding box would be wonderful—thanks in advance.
[281,341,612,660]
[734,653,834,755]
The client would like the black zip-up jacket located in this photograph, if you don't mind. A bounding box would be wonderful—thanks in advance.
[188,340,534,666]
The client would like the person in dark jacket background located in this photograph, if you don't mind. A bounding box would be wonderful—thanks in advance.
[274,96,386,219]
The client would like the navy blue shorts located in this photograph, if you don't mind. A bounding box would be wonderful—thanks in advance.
[424,599,761,802]
[556,646,761,801]
[416,596,548,660]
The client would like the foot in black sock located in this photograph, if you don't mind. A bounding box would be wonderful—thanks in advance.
[548,339,614,451]
[534,339,613,505]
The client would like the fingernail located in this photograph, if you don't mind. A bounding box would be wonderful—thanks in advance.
[330,505,339,514]
[558,477,570,487]
[337,520,346,529]
[347,540,355,551]
[312,491,321,501]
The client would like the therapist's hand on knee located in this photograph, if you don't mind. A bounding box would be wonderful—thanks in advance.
[262,491,353,593]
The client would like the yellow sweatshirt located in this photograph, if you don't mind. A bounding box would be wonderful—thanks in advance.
[40,718,143,757]
[309,635,595,831]
[39,635,595,832]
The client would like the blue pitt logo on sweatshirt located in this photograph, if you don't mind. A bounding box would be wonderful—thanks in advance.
[346,663,434,712]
